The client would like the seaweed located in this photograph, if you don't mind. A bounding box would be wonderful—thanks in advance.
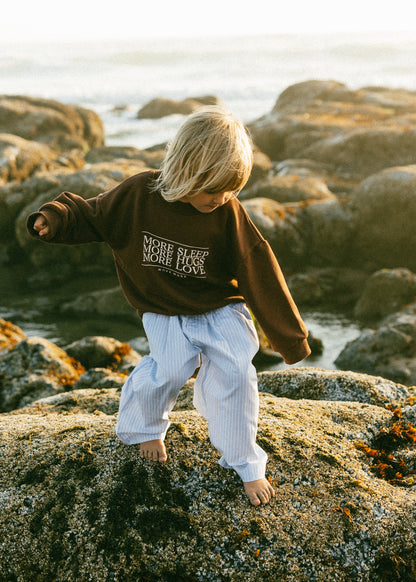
[355,406,416,486]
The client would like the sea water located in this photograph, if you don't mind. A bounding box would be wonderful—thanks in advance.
[1,31,416,149]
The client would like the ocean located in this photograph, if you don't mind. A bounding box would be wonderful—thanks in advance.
[1,31,414,368]
[2,31,416,150]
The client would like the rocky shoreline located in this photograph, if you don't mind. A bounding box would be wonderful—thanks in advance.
[0,318,415,581]
[1,80,416,580]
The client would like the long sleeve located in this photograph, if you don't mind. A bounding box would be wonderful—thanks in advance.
[236,239,310,364]
[229,201,310,365]
[26,171,154,248]
[26,192,105,244]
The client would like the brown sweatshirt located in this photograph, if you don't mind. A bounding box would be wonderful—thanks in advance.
[27,170,310,364]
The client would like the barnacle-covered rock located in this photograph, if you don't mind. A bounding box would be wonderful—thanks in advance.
[1,392,415,581]
[258,367,410,406]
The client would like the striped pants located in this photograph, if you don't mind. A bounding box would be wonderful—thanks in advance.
[115,302,267,482]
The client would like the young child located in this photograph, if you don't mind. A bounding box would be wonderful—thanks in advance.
[27,107,310,506]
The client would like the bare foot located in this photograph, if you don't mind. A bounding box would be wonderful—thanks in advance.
[140,439,167,462]
[244,478,275,506]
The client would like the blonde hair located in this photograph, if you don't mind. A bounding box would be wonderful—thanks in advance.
[155,106,253,202]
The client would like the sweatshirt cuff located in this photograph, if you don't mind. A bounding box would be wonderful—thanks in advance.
[26,210,59,241]
[281,337,311,365]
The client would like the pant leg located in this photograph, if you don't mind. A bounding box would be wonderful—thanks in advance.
[116,312,200,445]
[192,303,267,483]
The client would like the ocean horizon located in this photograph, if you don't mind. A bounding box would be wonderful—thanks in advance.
[2,31,416,149]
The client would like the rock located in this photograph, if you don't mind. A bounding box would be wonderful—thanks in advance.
[18,379,195,415]
[303,196,354,267]
[0,95,105,151]
[271,79,350,112]
[1,393,415,581]
[288,268,367,307]
[242,174,334,203]
[242,197,307,269]
[59,287,139,323]
[249,80,416,179]
[85,146,165,169]
[355,268,416,321]
[64,336,141,372]
[0,133,55,186]
[17,387,122,415]
[0,318,26,352]
[275,158,359,194]
[257,367,410,407]
[137,95,223,119]
[245,148,272,186]
[335,304,416,385]
[287,272,324,305]
[73,369,128,390]
[0,337,85,411]
[348,166,416,272]
[307,332,324,356]
[302,127,416,179]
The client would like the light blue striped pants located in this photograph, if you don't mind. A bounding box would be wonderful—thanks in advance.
[115,302,267,482]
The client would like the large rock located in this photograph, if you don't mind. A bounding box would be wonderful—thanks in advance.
[347,166,416,272]
[59,287,139,323]
[0,133,55,186]
[64,335,141,372]
[1,393,415,581]
[275,158,359,194]
[242,197,307,269]
[302,196,354,267]
[241,174,334,203]
[0,337,85,411]
[0,95,105,151]
[288,267,367,307]
[335,303,416,385]
[85,145,165,169]
[302,127,416,179]
[137,95,223,119]
[258,367,410,407]
[354,268,416,320]
[249,80,416,179]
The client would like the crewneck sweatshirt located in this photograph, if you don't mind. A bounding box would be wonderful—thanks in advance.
[27,169,310,364]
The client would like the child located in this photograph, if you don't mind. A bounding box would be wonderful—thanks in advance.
[27,107,310,506]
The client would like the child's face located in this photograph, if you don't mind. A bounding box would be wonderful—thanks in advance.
[180,190,235,213]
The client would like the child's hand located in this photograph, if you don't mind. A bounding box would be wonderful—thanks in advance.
[33,215,50,237]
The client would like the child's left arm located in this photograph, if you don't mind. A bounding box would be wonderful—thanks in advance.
[236,239,311,365]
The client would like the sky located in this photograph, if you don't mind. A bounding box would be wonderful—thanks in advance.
[2,0,416,43]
